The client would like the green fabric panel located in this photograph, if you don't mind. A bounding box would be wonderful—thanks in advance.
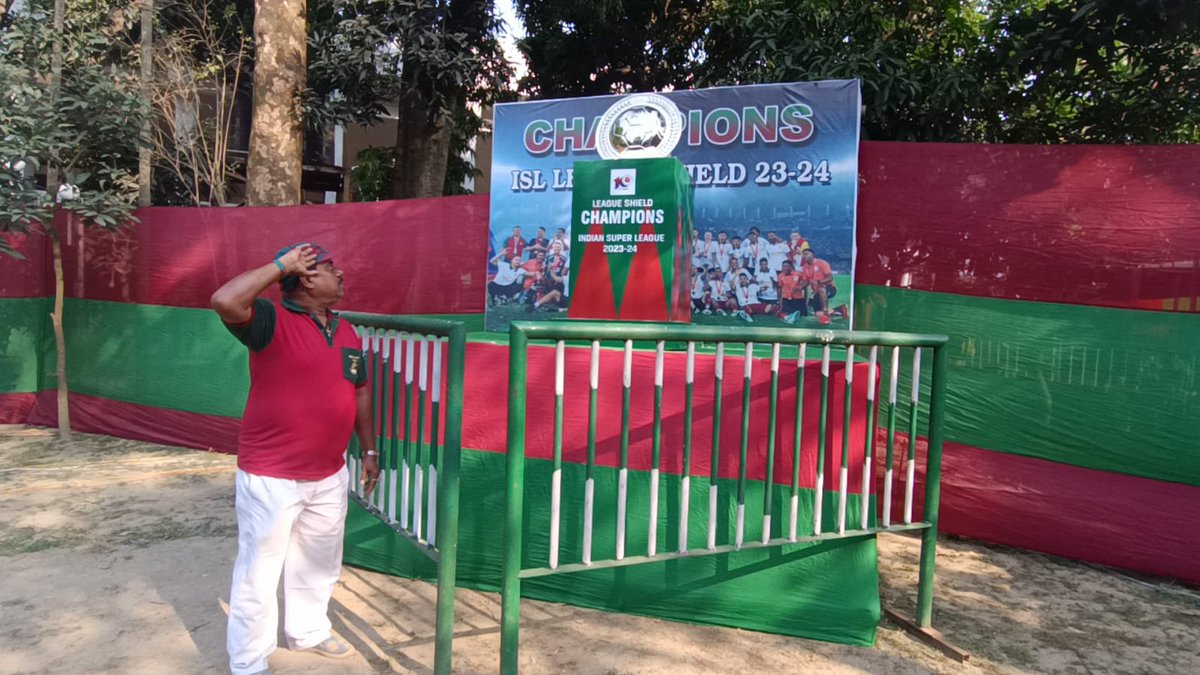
[855,285,1200,486]
[62,298,249,417]
[0,298,54,394]
[344,450,881,646]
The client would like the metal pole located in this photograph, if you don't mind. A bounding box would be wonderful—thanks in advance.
[649,341,664,556]
[617,340,632,559]
[762,344,780,544]
[680,342,695,553]
[860,346,879,530]
[414,340,429,538]
[789,344,807,541]
[500,328,529,674]
[815,345,830,534]
[584,341,599,565]
[915,344,948,628]
[708,343,725,549]
[735,342,753,548]
[838,346,854,534]
[550,341,565,568]
[433,325,466,675]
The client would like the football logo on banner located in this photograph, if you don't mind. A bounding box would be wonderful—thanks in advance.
[595,93,684,160]
[610,169,636,195]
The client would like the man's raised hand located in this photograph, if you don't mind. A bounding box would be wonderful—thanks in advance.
[276,244,319,277]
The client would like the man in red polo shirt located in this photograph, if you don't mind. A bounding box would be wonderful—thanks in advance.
[212,243,379,675]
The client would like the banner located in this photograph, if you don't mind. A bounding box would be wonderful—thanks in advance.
[486,81,862,332]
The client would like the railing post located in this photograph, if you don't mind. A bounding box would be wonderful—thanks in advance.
[433,325,466,675]
[915,343,948,628]
[500,326,529,674]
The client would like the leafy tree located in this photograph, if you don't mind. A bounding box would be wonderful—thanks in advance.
[513,0,704,97]
[695,0,990,142]
[516,0,1199,145]
[306,0,511,198]
[982,0,1200,143]
[348,147,395,201]
[0,0,147,437]
[149,0,254,206]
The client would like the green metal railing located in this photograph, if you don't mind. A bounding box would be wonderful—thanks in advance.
[501,321,950,673]
[341,312,466,675]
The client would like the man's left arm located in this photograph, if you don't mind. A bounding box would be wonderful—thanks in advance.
[354,386,381,496]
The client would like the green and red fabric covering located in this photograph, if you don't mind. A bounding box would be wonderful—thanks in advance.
[2,140,1198,596]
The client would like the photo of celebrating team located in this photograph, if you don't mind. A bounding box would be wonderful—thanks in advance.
[486,223,850,327]
[685,226,848,325]
[487,226,572,314]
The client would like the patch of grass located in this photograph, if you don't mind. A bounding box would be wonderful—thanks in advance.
[0,525,89,556]
[115,517,236,548]
[993,641,1038,670]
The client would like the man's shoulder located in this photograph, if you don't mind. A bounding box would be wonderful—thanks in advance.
[224,298,278,352]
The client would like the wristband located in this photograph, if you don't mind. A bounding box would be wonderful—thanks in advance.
[365,450,379,457]
[273,258,286,274]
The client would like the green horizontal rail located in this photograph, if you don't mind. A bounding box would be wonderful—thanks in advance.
[342,311,463,338]
[350,495,441,562]
[510,319,949,349]
[519,523,931,579]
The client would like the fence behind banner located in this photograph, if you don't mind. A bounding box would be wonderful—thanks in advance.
[500,321,952,672]
[341,312,466,675]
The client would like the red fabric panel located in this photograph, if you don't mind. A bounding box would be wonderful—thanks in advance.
[876,437,1200,584]
[0,393,37,423]
[24,390,239,453]
[857,142,1200,312]
[55,196,489,313]
[462,342,875,488]
[0,232,51,298]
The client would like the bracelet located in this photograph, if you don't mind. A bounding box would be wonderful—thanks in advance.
[273,258,286,273]
[365,450,379,457]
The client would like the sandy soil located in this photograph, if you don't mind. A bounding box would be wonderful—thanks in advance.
[1,427,1197,674]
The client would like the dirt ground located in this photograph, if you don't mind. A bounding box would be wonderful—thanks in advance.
[1,427,1197,675]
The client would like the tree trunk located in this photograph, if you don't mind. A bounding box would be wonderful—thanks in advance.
[47,217,71,440]
[391,90,454,199]
[137,0,153,207]
[45,0,65,196]
[246,0,306,206]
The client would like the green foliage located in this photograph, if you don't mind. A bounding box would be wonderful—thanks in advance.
[305,0,512,196]
[306,0,511,126]
[0,0,146,254]
[443,105,489,196]
[983,0,1200,143]
[697,0,987,142]
[349,147,395,201]
[514,0,705,97]
[518,0,1200,144]
[150,0,254,206]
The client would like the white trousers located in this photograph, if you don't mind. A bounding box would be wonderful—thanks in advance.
[227,466,349,675]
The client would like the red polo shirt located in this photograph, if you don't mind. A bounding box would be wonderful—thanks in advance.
[225,298,368,480]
